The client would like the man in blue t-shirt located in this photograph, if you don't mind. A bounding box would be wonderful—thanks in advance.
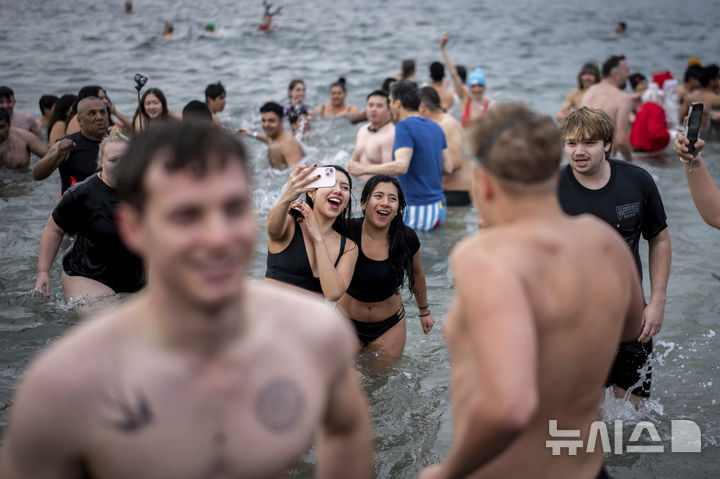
[347,80,452,231]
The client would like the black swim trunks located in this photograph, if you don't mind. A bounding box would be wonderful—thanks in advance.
[350,305,405,344]
[606,339,653,398]
[443,190,472,207]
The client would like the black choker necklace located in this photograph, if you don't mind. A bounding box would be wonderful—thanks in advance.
[367,120,390,133]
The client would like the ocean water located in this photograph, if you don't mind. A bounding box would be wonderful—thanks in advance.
[1,0,719,477]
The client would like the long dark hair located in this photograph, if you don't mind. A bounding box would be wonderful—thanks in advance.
[361,175,416,294]
[134,88,170,129]
[304,164,353,237]
[46,94,77,139]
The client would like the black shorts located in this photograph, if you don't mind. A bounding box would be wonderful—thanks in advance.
[443,190,472,207]
[606,339,653,398]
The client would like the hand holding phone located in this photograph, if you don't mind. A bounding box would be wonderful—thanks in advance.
[685,102,703,154]
[303,166,336,189]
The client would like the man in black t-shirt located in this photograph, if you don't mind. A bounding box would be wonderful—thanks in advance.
[558,107,671,404]
[32,97,108,193]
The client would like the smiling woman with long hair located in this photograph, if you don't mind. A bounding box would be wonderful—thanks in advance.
[337,174,434,360]
[265,164,358,301]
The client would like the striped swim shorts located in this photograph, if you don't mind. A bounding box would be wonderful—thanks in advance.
[404,199,446,232]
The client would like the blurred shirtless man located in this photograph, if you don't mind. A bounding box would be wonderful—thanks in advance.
[0,86,42,139]
[581,55,633,162]
[418,86,470,206]
[0,123,373,479]
[346,90,395,181]
[420,103,643,479]
[238,101,303,169]
[0,107,48,169]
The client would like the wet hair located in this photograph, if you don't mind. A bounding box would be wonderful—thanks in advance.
[400,59,415,79]
[468,102,561,192]
[419,86,442,112]
[97,129,130,169]
[303,165,353,237]
[699,64,719,88]
[381,77,397,93]
[162,22,174,34]
[287,79,305,96]
[683,65,703,83]
[577,63,601,89]
[0,86,14,101]
[0,107,9,124]
[116,122,249,212]
[330,77,347,93]
[205,82,226,101]
[366,89,389,106]
[560,106,614,160]
[260,101,284,119]
[134,88,170,128]
[360,174,416,294]
[182,100,213,122]
[429,61,445,82]
[628,73,646,91]
[601,55,626,78]
[456,65,467,84]
[288,108,309,126]
[39,95,58,114]
[390,80,420,111]
[46,94,77,138]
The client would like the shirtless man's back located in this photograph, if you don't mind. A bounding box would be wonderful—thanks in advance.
[0,110,48,169]
[421,103,643,479]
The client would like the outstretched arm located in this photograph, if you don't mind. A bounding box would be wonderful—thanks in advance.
[674,133,720,228]
[32,138,74,180]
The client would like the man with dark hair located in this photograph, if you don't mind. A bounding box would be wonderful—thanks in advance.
[182,100,213,122]
[679,64,720,131]
[0,86,43,139]
[581,55,633,162]
[676,64,703,106]
[418,87,469,206]
[204,82,227,125]
[420,103,643,479]
[558,106,671,404]
[428,61,454,111]
[37,95,58,130]
[237,101,303,169]
[348,80,452,231]
[0,107,48,169]
[32,96,109,193]
[396,59,416,81]
[1,122,373,479]
[346,90,395,179]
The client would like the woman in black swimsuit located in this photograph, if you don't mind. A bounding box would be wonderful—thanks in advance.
[337,175,434,359]
[265,164,358,301]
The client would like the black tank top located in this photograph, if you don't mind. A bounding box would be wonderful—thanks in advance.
[346,219,404,303]
[265,224,347,294]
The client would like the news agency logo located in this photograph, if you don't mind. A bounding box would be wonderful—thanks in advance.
[546,420,702,455]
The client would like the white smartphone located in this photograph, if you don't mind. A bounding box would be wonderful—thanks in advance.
[304,166,336,189]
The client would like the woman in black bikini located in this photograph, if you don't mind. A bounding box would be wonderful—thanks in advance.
[265,164,358,301]
[337,175,434,359]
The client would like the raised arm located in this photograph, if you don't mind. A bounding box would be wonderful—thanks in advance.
[266,165,319,242]
[674,133,720,228]
[440,33,469,104]
[31,137,75,180]
[35,216,66,297]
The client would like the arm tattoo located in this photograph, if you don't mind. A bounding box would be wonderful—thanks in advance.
[254,378,305,433]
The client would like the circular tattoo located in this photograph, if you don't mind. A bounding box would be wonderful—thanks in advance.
[254,378,305,433]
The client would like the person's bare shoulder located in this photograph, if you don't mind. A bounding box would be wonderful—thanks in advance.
[246,281,355,354]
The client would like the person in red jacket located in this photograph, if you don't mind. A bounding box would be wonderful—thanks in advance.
[630,83,670,152]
